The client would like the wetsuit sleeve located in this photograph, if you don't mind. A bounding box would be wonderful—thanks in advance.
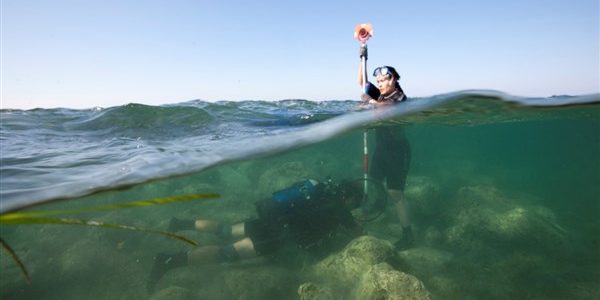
[361,82,381,102]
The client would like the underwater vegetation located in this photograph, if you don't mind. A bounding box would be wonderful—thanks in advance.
[0,192,220,284]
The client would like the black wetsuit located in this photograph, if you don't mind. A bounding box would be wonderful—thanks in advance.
[244,181,358,255]
[363,82,411,190]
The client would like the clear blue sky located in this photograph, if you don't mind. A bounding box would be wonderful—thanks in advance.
[1,0,598,109]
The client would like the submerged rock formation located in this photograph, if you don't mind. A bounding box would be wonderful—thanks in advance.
[301,235,431,300]
[445,185,568,251]
[356,263,430,300]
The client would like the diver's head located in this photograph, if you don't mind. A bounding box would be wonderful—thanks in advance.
[337,180,363,209]
[373,66,400,96]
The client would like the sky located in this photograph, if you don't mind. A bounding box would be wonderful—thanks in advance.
[1,0,598,109]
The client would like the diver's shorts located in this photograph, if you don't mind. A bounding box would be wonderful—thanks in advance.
[370,138,411,191]
[244,218,285,256]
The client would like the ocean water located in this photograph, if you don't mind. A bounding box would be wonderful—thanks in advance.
[1,91,599,299]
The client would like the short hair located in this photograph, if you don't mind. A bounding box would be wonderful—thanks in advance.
[386,66,400,80]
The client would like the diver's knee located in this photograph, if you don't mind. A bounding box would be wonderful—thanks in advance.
[233,237,257,259]
[217,238,257,262]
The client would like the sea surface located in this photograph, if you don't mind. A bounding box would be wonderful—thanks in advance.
[1,90,599,299]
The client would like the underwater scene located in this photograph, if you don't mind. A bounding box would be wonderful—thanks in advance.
[1,91,599,299]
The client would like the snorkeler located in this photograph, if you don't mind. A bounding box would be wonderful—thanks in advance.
[358,44,414,251]
[148,179,364,291]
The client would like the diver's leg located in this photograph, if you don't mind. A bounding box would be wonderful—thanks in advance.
[389,189,411,227]
[388,137,413,250]
[389,188,414,250]
[193,219,219,231]
[231,237,257,259]
[188,237,256,264]
[196,220,237,239]
[231,223,246,239]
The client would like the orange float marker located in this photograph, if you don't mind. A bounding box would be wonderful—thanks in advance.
[354,23,373,44]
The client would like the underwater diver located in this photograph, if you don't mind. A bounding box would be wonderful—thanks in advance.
[358,44,414,251]
[148,178,364,291]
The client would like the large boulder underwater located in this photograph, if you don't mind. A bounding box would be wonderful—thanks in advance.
[443,185,568,251]
[301,235,431,300]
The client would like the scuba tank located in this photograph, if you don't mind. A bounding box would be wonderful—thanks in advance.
[272,179,319,209]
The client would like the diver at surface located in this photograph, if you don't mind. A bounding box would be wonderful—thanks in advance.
[358,44,414,251]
